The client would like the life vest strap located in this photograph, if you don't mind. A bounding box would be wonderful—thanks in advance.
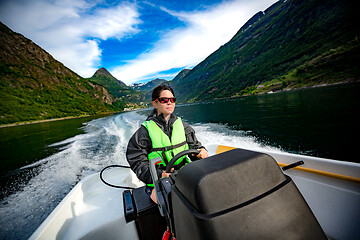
[151,140,187,152]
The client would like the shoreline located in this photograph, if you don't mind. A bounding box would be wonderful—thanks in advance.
[0,112,119,129]
[219,80,359,101]
[0,106,149,129]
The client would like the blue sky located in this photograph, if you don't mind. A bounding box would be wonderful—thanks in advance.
[0,0,277,84]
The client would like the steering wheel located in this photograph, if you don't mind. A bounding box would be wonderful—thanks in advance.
[165,149,200,173]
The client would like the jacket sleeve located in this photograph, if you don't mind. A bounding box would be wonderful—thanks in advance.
[183,121,206,161]
[126,126,163,184]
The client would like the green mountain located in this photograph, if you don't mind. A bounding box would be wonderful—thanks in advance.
[171,69,190,84]
[172,0,359,102]
[88,67,144,105]
[90,67,126,90]
[0,22,122,125]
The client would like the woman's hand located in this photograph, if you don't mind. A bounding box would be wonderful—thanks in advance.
[161,168,174,178]
[151,169,174,204]
[197,148,209,159]
[150,188,157,203]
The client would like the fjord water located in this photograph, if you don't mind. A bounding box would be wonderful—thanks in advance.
[175,83,360,162]
[0,83,359,239]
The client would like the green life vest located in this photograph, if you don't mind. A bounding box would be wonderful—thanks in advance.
[142,117,190,170]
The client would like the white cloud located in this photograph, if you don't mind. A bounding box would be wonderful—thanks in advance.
[0,0,141,77]
[50,39,102,76]
[112,0,277,84]
[0,0,277,83]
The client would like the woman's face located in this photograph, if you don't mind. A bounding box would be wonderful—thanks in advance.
[152,90,175,119]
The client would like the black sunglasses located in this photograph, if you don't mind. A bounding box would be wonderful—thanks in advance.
[156,97,176,103]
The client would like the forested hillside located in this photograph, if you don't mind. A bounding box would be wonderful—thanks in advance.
[0,22,122,125]
[171,0,359,102]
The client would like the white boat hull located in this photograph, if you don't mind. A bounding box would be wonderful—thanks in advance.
[30,168,144,240]
[30,145,360,240]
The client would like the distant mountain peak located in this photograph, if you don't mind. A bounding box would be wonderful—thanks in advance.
[92,67,126,86]
[132,78,167,92]
[93,67,114,78]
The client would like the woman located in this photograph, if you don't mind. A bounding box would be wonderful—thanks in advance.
[126,84,208,202]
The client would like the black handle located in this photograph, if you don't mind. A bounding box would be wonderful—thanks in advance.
[165,149,200,173]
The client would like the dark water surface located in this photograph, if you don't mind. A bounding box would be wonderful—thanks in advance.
[0,115,106,176]
[173,83,360,162]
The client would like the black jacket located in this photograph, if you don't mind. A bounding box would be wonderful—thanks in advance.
[126,113,204,184]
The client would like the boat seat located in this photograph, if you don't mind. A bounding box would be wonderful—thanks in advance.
[171,148,327,240]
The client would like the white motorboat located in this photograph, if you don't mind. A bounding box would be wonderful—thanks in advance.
[29,145,360,240]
